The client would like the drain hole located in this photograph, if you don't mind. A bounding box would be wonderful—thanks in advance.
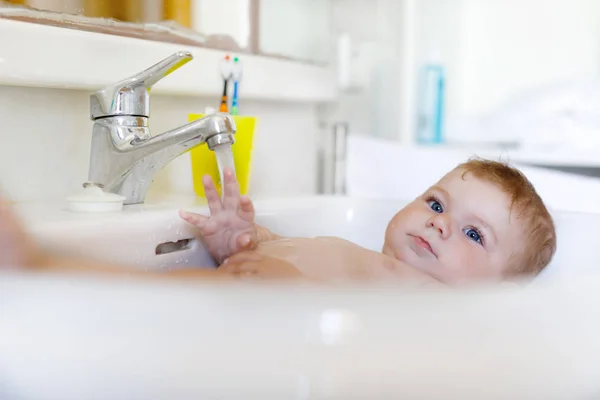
[155,238,195,255]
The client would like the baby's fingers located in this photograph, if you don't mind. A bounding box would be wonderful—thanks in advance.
[178,210,208,229]
[179,210,219,237]
[223,168,241,210]
[238,196,255,222]
[203,174,223,214]
[236,232,257,251]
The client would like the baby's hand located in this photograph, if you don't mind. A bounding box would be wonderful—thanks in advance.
[220,251,306,280]
[179,167,257,264]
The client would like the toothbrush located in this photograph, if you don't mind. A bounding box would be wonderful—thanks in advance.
[219,55,233,113]
[230,56,243,116]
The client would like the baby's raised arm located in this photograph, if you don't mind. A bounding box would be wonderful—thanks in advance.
[179,167,283,264]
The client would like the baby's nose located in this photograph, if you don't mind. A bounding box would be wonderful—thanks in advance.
[427,214,452,238]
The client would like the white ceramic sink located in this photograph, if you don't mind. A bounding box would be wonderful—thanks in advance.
[4,195,600,398]
[15,195,600,282]
[22,198,218,270]
[17,196,400,272]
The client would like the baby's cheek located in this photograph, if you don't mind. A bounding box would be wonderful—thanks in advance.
[385,219,407,244]
[444,244,485,276]
[384,221,397,238]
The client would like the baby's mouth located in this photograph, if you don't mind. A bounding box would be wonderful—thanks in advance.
[412,235,437,257]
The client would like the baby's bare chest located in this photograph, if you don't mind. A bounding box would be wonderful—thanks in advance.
[256,237,432,283]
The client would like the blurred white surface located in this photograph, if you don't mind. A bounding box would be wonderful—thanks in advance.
[446,79,600,149]
[2,270,600,399]
[346,135,600,214]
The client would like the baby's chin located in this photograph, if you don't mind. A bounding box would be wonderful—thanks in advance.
[381,241,398,257]
[388,246,453,282]
[385,244,428,270]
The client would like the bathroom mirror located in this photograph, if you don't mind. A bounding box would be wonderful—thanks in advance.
[0,0,334,65]
[257,0,333,65]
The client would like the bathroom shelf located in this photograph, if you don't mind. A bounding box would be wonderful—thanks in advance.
[0,18,338,103]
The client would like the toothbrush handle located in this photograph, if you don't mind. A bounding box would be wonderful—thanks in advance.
[231,81,239,115]
[219,80,229,113]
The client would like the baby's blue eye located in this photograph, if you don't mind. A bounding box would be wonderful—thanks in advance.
[464,228,483,244]
[428,200,443,213]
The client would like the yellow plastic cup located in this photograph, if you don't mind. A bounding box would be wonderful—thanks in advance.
[188,114,257,197]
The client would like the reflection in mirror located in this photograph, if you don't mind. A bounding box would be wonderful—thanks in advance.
[259,0,332,65]
[3,0,195,24]
[0,0,332,65]
[193,0,252,51]
[0,0,251,53]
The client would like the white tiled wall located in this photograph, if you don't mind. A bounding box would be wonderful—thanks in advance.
[0,85,320,203]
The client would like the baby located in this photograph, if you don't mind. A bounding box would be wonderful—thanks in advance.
[179,158,557,285]
[1,158,556,286]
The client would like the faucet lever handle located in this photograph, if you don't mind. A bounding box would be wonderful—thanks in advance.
[90,51,193,120]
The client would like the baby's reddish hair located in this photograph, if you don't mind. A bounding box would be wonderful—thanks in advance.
[456,158,556,276]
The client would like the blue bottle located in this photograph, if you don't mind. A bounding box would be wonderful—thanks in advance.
[416,58,445,144]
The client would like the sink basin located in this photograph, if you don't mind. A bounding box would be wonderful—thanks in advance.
[5,196,600,398]
[18,196,400,271]
[26,201,217,270]
[14,195,600,281]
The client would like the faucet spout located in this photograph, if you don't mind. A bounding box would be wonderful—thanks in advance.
[88,113,236,205]
[87,51,238,205]
[133,112,236,154]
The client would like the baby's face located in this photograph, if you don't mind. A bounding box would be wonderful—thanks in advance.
[383,168,525,284]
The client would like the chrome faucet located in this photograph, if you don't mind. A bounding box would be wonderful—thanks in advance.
[88,51,236,205]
